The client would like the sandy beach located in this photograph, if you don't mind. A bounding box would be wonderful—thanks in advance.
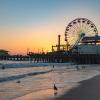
[0,62,100,100]
[55,75,100,100]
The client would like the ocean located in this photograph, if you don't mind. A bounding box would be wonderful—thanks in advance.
[0,61,100,100]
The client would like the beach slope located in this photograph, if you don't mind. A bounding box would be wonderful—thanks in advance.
[55,75,100,100]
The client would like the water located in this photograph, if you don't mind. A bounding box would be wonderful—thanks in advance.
[0,61,100,100]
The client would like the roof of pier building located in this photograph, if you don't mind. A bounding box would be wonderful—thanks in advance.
[0,49,9,56]
[81,35,100,44]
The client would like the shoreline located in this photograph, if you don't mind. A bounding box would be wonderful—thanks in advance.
[13,70,100,100]
[0,63,100,100]
[54,75,100,100]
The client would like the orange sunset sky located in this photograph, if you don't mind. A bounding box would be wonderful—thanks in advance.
[0,0,100,54]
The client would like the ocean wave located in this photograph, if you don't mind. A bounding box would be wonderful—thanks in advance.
[0,63,49,69]
[0,70,52,83]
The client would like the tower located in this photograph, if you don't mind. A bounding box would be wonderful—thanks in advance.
[57,35,61,51]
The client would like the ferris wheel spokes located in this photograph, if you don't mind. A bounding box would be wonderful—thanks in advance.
[65,18,98,49]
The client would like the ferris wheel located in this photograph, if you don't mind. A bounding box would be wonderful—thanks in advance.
[65,18,98,49]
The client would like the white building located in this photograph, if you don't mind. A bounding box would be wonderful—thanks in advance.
[77,44,100,54]
[73,35,100,54]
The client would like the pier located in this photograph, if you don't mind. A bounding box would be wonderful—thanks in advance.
[0,52,70,63]
[1,18,100,64]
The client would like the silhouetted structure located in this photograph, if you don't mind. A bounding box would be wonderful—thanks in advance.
[1,18,100,64]
[52,35,67,52]
[0,49,9,56]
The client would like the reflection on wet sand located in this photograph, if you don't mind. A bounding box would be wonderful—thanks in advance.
[0,63,100,100]
[14,88,56,100]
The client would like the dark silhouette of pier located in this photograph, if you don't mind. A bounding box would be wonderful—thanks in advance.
[0,51,71,63]
[1,51,100,64]
[1,18,100,64]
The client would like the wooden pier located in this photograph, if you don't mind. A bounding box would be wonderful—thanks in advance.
[71,54,100,64]
[1,52,100,64]
[0,52,71,63]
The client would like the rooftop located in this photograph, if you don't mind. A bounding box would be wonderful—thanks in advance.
[81,35,100,43]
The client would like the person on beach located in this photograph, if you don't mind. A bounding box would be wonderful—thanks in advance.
[75,65,79,71]
[52,65,55,72]
[2,65,5,70]
[16,80,21,83]
[82,65,86,69]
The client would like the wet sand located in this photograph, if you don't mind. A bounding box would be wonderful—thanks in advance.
[1,63,100,100]
[55,75,100,100]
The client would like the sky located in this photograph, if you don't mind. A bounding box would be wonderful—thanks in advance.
[0,0,100,54]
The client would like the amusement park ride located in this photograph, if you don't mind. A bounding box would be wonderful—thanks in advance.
[52,18,100,55]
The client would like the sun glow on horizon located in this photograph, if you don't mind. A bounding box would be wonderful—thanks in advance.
[0,0,100,54]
